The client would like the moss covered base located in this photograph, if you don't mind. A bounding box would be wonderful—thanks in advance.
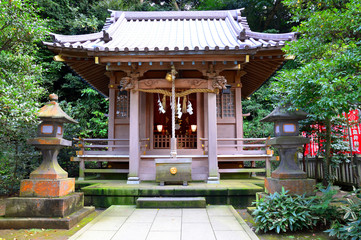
[0,207,95,229]
[79,179,264,208]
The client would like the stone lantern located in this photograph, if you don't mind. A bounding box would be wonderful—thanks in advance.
[23,93,78,193]
[0,94,94,229]
[261,106,316,195]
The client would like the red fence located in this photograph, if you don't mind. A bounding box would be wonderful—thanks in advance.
[304,110,361,156]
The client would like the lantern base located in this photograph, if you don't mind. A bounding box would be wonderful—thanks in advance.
[265,177,316,196]
[1,192,95,229]
[271,170,307,179]
[20,178,75,198]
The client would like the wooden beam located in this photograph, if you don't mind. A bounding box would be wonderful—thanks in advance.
[99,55,247,63]
[138,78,208,89]
[107,61,243,72]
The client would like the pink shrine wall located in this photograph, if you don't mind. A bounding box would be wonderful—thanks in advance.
[108,70,242,180]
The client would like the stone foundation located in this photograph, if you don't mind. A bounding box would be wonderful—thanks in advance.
[0,192,94,229]
[0,207,94,229]
[5,192,83,218]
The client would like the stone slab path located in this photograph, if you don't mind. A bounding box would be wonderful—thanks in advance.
[70,205,259,240]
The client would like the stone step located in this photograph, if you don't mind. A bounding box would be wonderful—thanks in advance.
[136,197,206,208]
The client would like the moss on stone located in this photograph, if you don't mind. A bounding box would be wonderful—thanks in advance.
[138,188,175,197]
[206,196,228,205]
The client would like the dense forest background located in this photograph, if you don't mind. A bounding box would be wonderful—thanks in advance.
[1,0,360,194]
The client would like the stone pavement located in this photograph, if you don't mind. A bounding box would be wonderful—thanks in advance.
[70,205,259,240]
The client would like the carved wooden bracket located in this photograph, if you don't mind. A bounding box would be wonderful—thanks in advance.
[211,76,227,90]
[118,64,144,90]
[119,76,135,91]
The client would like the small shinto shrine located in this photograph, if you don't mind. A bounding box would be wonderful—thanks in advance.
[44,9,297,184]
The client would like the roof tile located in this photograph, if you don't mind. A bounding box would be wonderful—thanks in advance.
[44,9,296,54]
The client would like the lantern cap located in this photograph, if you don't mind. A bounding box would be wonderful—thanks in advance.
[261,105,308,122]
[37,94,78,124]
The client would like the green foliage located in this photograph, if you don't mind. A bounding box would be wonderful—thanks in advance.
[0,0,47,52]
[325,187,361,240]
[274,0,361,183]
[252,188,316,233]
[242,81,275,138]
[0,0,47,195]
[307,184,341,226]
[37,0,103,34]
[60,88,109,139]
[253,185,346,234]
[198,0,293,32]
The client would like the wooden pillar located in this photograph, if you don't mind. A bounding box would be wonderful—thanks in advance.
[127,83,140,184]
[108,74,116,141]
[235,87,243,152]
[207,91,219,184]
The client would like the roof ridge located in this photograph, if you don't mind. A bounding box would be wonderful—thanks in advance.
[108,8,244,21]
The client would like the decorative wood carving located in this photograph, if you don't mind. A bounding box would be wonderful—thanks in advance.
[138,78,208,89]
[119,76,134,91]
[211,76,227,90]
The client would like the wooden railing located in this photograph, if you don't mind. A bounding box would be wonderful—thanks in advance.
[199,137,271,153]
[72,138,149,180]
[200,137,272,177]
[153,135,197,149]
[300,156,361,187]
[71,137,272,180]
[74,138,149,155]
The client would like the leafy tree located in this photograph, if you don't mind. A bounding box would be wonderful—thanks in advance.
[0,0,47,194]
[273,0,361,184]
[197,0,293,33]
[242,81,274,138]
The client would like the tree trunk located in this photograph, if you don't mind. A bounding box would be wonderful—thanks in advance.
[11,142,19,194]
[323,117,332,186]
[172,0,180,11]
[263,0,282,30]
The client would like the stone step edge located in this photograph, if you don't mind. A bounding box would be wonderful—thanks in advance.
[137,197,206,201]
[136,197,207,208]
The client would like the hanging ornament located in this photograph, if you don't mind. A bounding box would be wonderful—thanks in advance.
[177,97,182,119]
[157,94,165,114]
[182,96,187,114]
[162,95,166,110]
[187,97,193,115]
[170,96,173,110]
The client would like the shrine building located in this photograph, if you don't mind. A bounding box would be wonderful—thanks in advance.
[44,9,296,184]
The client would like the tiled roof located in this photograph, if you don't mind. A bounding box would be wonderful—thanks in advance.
[44,9,296,53]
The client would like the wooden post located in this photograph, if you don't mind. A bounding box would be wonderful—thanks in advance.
[127,82,140,184]
[79,159,85,181]
[207,91,219,184]
[235,87,243,152]
[265,157,271,178]
[108,73,116,151]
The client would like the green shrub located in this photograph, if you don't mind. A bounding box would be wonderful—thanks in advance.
[308,184,341,227]
[325,187,361,240]
[252,188,316,233]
